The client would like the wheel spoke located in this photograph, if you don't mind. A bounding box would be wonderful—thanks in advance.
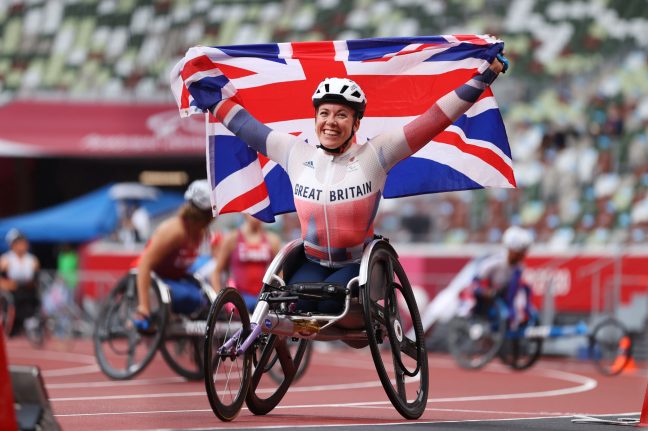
[400,337,418,359]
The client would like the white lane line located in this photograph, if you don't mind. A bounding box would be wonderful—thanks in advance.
[9,348,97,364]
[43,364,100,377]
[55,409,212,417]
[48,376,187,389]
[50,367,596,403]
[49,379,386,402]
[56,413,642,431]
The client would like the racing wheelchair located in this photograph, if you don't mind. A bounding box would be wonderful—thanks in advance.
[93,270,216,380]
[448,295,633,375]
[203,237,429,421]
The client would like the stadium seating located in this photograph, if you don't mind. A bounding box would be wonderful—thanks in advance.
[2,0,647,247]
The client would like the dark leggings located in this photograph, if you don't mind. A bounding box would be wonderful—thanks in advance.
[11,284,40,336]
[287,261,360,314]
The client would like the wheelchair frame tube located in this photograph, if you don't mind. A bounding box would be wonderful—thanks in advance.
[256,277,360,339]
[262,239,303,285]
[150,273,172,304]
[520,321,589,339]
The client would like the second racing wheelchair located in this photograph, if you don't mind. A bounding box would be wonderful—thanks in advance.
[203,236,429,421]
[93,270,217,380]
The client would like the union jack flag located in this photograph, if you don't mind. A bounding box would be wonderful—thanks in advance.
[171,35,514,222]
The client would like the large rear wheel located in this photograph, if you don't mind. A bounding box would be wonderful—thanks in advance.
[267,338,312,384]
[160,325,204,380]
[362,242,428,420]
[93,274,167,380]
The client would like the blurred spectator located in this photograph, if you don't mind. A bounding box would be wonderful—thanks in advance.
[0,229,40,336]
[115,201,151,245]
[57,243,79,290]
[131,204,152,242]
[212,214,281,311]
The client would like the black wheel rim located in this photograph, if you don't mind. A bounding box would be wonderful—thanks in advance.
[93,275,167,380]
[246,334,304,415]
[449,304,505,370]
[499,319,543,370]
[589,318,632,376]
[160,334,204,380]
[267,338,311,383]
[204,288,252,421]
[362,244,428,419]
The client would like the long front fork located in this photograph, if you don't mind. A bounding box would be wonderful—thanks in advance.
[218,301,271,356]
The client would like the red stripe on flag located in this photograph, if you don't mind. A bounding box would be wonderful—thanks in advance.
[181,55,222,81]
[220,182,269,214]
[435,130,516,187]
[364,43,442,62]
[453,35,489,45]
[213,62,257,79]
[258,153,270,168]
[181,85,190,111]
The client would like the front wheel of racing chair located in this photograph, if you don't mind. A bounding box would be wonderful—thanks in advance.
[93,273,168,380]
[447,298,506,370]
[498,316,543,371]
[204,287,252,422]
[245,240,312,416]
[589,317,633,376]
[361,240,429,420]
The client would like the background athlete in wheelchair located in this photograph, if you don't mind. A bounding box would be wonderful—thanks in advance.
[449,226,634,374]
[449,226,540,370]
[187,52,508,419]
[94,180,218,380]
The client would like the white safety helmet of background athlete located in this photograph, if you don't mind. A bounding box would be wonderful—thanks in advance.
[502,226,533,252]
[184,179,212,211]
[5,228,26,247]
[312,77,367,118]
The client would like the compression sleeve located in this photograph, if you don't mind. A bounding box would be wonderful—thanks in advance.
[211,99,300,169]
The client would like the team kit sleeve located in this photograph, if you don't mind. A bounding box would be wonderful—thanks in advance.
[370,67,499,172]
[210,99,301,170]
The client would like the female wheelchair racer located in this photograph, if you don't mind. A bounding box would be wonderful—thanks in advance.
[178,43,509,421]
[204,235,429,421]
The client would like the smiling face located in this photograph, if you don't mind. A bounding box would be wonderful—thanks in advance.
[315,103,360,151]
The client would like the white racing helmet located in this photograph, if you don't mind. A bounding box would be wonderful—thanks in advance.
[5,228,26,247]
[312,77,367,118]
[502,226,533,252]
[184,179,212,211]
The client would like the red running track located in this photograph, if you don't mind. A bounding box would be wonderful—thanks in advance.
[6,337,647,430]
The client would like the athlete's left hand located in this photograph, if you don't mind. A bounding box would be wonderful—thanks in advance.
[491,51,509,74]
